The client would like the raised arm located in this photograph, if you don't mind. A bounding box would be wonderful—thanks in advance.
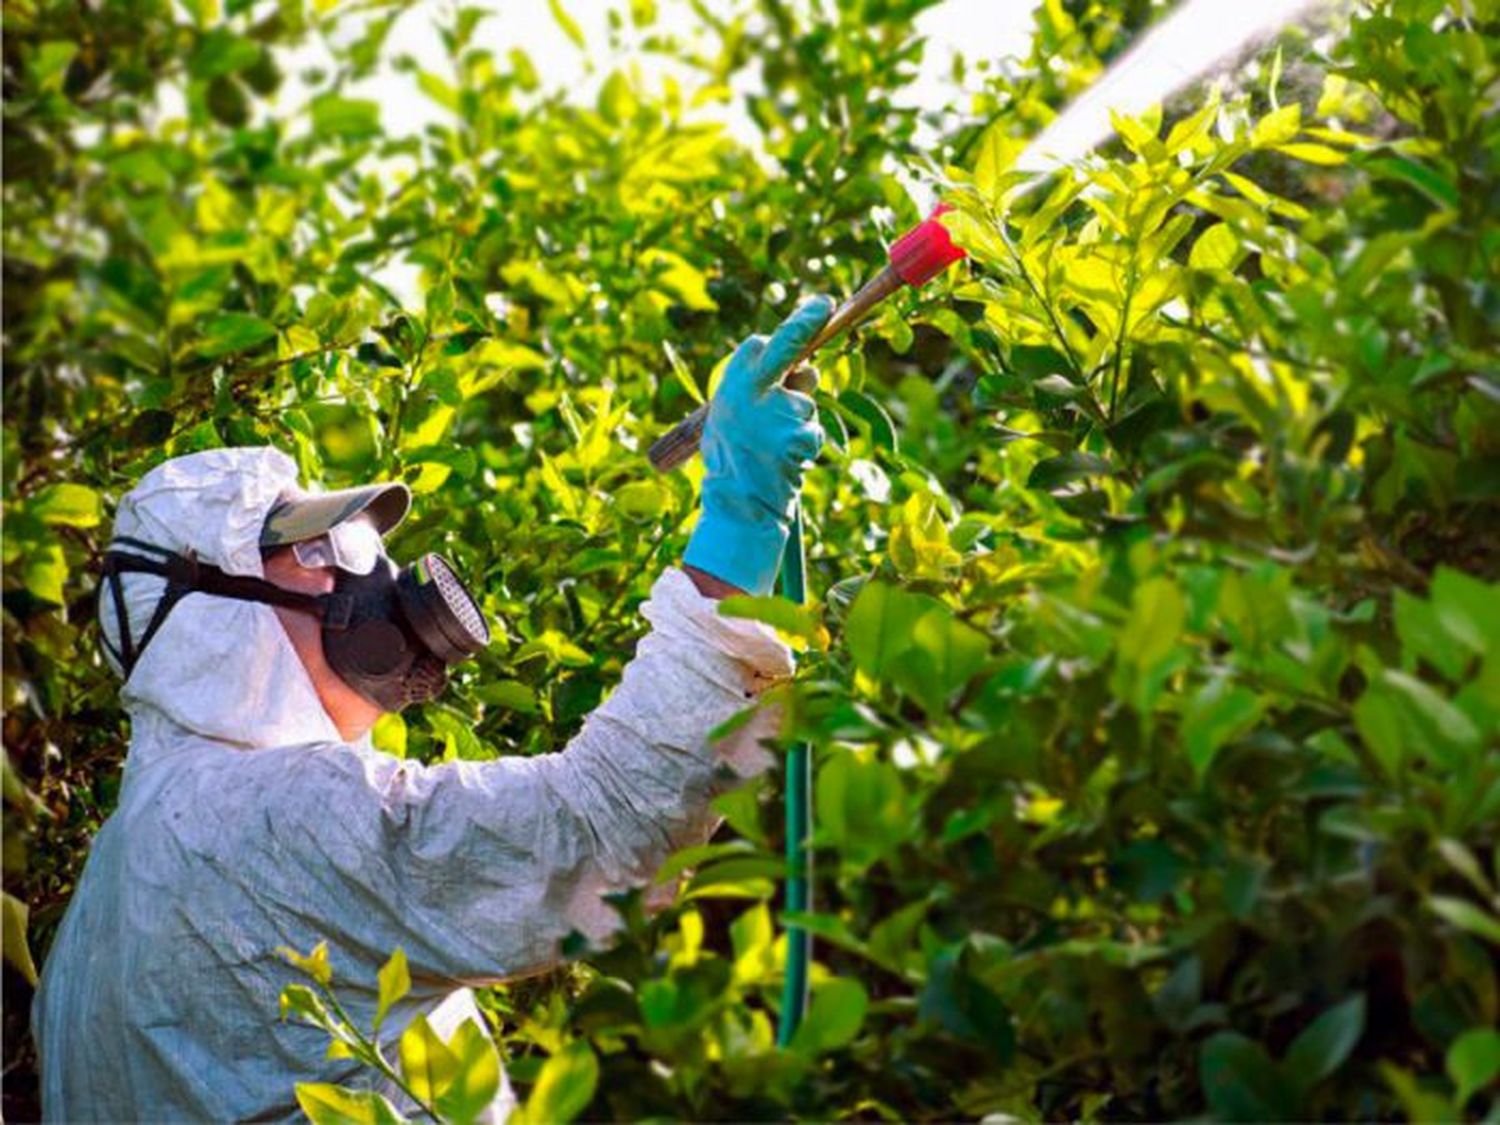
[270,300,833,987]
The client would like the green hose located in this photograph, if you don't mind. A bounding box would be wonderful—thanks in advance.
[775,503,811,1047]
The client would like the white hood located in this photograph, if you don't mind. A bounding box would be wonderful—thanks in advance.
[100,447,343,755]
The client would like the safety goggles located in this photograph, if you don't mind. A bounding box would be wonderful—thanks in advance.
[290,514,385,575]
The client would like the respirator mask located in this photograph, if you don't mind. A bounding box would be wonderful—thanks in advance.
[100,522,490,712]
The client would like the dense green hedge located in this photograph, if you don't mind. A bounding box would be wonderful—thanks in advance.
[4,0,1497,1119]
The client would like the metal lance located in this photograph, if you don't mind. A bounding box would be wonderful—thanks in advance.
[646,207,966,472]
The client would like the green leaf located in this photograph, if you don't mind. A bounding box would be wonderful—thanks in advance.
[837,389,899,454]
[890,606,990,716]
[1183,678,1264,777]
[1251,103,1301,147]
[641,249,716,311]
[295,1085,408,1125]
[918,945,1014,1057]
[613,479,667,521]
[1437,838,1495,899]
[711,782,768,848]
[477,680,540,715]
[1431,567,1499,654]
[508,48,539,90]
[373,947,409,1031]
[1164,92,1220,154]
[371,712,407,758]
[206,76,250,127]
[521,1040,597,1125]
[1381,1062,1458,1123]
[1365,156,1459,208]
[1027,451,1113,492]
[662,341,703,404]
[1110,107,1165,161]
[843,581,938,679]
[2,891,38,986]
[719,594,823,645]
[547,0,586,49]
[1354,667,1478,772]
[1152,956,1202,1030]
[1447,1027,1500,1106]
[424,710,489,761]
[278,941,333,987]
[1199,1032,1291,1121]
[28,41,77,92]
[1033,374,1088,400]
[1383,671,1481,755]
[790,977,869,1054]
[598,71,636,124]
[513,630,591,670]
[1429,896,1500,945]
[280,983,336,1030]
[1188,223,1242,271]
[972,124,1022,200]
[311,94,381,140]
[434,1020,502,1123]
[1395,588,1475,681]
[1266,44,1284,108]
[30,483,102,528]
[1272,142,1347,165]
[417,71,459,112]
[399,1015,460,1105]
[1117,577,1186,672]
[815,751,908,869]
[1111,839,1189,902]
[867,900,928,977]
[180,0,218,25]
[942,207,1010,267]
[198,313,277,359]
[1352,683,1405,776]
[729,902,775,982]
[686,856,783,896]
[189,29,261,79]
[1283,994,1365,1090]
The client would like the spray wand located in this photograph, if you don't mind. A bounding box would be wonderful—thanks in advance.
[647,208,968,472]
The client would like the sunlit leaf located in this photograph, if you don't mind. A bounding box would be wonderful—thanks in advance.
[373,948,409,1031]
[790,977,868,1054]
[295,1084,408,1125]
[197,313,277,358]
[30,483,101,528]
[520,1040,597,1125]
[547,0,586,48]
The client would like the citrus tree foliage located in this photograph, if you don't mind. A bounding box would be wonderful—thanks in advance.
[4,0,1499,1119]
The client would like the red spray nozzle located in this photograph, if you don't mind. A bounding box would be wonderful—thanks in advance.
[888,203,967,288]
[648,204,969,472]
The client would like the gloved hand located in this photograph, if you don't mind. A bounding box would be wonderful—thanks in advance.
[684,296,833,596]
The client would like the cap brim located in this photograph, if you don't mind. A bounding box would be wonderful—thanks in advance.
[260,483,412,547]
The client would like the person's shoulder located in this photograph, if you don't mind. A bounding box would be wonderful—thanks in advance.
[129,735,388,802]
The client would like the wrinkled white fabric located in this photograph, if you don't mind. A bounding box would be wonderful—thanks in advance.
[34,448,790,1123]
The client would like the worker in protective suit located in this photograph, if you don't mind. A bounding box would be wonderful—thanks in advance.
[32,297,833,1122]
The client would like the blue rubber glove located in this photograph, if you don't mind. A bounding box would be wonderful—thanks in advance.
[684,296,833,596]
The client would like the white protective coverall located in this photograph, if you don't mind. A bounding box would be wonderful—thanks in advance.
[32,446,791,1121]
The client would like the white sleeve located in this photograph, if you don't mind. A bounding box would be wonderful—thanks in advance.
[285,568,792,987]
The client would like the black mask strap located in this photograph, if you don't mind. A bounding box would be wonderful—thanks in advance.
[100,537,180,676]
[101,542,334,676]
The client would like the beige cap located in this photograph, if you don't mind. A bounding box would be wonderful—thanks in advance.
[259,482,411,548]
